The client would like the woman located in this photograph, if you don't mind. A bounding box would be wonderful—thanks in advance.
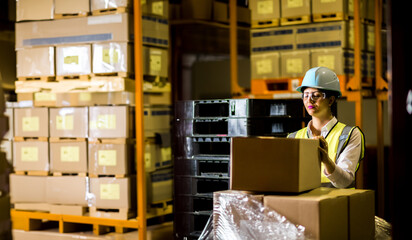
[288,67,365,188]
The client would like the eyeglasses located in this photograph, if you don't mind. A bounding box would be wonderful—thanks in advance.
[302,91,326,101]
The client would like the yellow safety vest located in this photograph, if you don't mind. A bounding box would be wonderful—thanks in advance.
[287,122,365,187]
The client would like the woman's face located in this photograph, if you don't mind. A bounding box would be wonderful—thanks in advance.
[302,87,333,118]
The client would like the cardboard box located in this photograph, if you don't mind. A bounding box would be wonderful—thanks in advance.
[142,46,168,78]
[88,139,134,176]
[281,0,311,18]
[249,0,280,22]
[14,107,49,137]
[92,42,133,74]
[16,0,54,22]
[143,106,172,132]
[91,0,131,11]
[55,0,89,15]
[46,176,88,205]
[43,91,134,107]
[49,140,88,173]
[147,167,173,204]
[15,13,133,49]
[89,176,136,209]
[16,47,55,78]
[142,0,169,18]
[230,137,320,193]
[295,21,365,50]
[142,15,169,48]
[310,47,353,76]
[212,1,251,24]
[251,26,296,53]
[3,108,14,140]
[13,140,49,172]
[312,0,366,19]
[56,44,92,76]
[49,107,88,138]
[280,50,310,78]
[264,189,349,240]
[251,51,280,79]
[181,0,213,20]
[9,174,47,203]
[88,106,134,138]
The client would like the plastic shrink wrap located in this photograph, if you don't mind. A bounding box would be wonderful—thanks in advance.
[199,190,307,240]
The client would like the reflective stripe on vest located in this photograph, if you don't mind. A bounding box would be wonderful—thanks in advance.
[287,122,364,185]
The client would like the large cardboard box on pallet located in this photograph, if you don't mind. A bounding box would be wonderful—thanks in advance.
[56,44,92,77]
[143,106,172,133]
[147,167,173,204]
[143,46,169,78]
[142,0,169,18]
[16,0,54,22]
[251,51,280,80]
[91,0,131,12]
[280,0,311,19]
[16,47,55,79]
[92,42,134,75]
[142,15,169,48]
[249,0,280,24]
[10,174,47,203]
[15,13,133,50]
[13,140,49,172]
[251,26,296,53]
[264,188,375,240]
[49,140,88,174]
[280,50,310,78]
[230,137,320,193]
[14,107,49,137]
[295,21,365,51]
[46,176,88,205]
[54,0,90,16]
[312,0,365,20]
[88,105,135,139]
[88,139,135,176]
[49,107,88,138]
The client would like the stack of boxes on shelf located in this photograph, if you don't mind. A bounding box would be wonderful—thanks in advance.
[173,98,310,239]
[8,0,172,221]
[250,0,385,97]
[213,136,375,239]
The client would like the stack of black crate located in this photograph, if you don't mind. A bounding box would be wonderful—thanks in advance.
[173,98,310,240]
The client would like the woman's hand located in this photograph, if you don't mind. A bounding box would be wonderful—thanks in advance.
[312,136,336,174]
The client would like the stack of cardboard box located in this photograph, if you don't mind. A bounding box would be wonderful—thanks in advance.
[249,0,384,96]
[9,0,173,221]
[212,136,375,239]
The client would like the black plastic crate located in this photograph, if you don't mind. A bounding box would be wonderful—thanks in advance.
[174,175,230,196]
[174,212,212,240]
[174,157,230,177]
[175,98,305,119]
[174,137,231,159]
[174,194,213,213]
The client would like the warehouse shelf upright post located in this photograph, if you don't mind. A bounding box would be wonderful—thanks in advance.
[133,0,147,239]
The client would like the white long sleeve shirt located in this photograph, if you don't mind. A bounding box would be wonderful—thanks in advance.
[306,117,363,188]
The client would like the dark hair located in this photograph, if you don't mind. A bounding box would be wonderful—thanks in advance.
[321,89,339,117]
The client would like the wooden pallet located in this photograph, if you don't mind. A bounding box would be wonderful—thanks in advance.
[13,136,48,142]
[90,72,134,78]
[49,137,87,143]
[88,173,128,178]
[14,170,50,176]
[280,15,311,26]
[11,210,139,235]
[52,172,88,177]
[251,18,280,28]
[17,76,55,82]
[54,12,89,19]
[312,12,348,22]
[56,74,90,81]
[91,7,129,16]
[88,138,130,144]
[89,206,135,221]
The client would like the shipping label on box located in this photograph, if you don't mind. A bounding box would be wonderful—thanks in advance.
[16,47,55,78]
[249,0,280,21]
[143,46,168,78]
[50,107,88,138]
[14,107,49,137]
[56,45,92,76]
[230,137,320,193]
[142,0,169,18]
[10,174,47,203]
[13,141,49,172]
[50,141,87,173]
